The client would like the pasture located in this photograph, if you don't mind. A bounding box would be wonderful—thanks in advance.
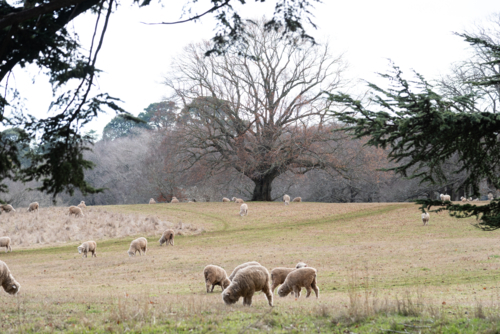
[1,201,500,333]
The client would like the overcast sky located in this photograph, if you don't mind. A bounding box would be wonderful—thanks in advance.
[8,0,500,137]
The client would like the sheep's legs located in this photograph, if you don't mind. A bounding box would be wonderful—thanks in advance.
[311,281,319,298]
[243,296,252,306]
[305,286,312,298]
[263,287,273,307]
[271,282,279,294]
[206,283,211,293]
[293,286,301,298]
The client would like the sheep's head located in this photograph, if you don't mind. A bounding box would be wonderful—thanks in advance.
[77,246,83,254]
[277,284,291,297]
[159,237,165,246]
[222,286,239,305]
[128,250,135,257]
[296,262,307,269]
[3,277,20,295]
[222,278,231,290]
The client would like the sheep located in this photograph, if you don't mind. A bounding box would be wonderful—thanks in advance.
[0,204,15,213]
[239,203,248,217]
[232,197,244,204]
[421,211,430,226]
[0,260,20,295]
[149,198,156,204]
[228,261,261,281]
[128,237,147,257]
[222,197,231,202]
[270,262,309,293]
[203,265,231,293]
[171,197,179,203]
[283,194,290,206]
[77,241,97,258]
[468,197,473,202]
[296,262,308,269]
[440,194,451,202]
[0,237,12,253]
[277,267,319,299]
[292,197,302,202]
[222,265,273,307]
[159,229,175,246]
[78,201,86,209]
[68,206,84,217]
[27,202,39,212]
[473,198,479,201]
[488,193,494,201]
[461,196,467,202]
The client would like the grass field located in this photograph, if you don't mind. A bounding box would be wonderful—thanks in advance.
[1,201,500,333]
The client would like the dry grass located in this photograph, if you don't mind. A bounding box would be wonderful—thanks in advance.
[1,201,500,332]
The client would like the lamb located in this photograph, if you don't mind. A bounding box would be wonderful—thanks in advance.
[232,197,244,204]
[222,265,273,307]
[0,237,12,253]
[0,260,21,295]
[421,211,430,226]
[461,196,467,202]
[239,203,248,216]
[222,197,231,202]
[0,204,15,213]
[68,206,84,217]
[27,202,39,212]
[488,193,494,201]
[159,229,175,246]
[277,267,319,299]
[270,262,309,293]
[171,197,179,203]
[77,201,86,209]
[149,198,156,204]
[128,237,147,257]
[228,261,261,281]
[440,194,451,202]
[77,241,97,258]
[203,265,231,293]
[283,194,290,206]
[292,197,302,202]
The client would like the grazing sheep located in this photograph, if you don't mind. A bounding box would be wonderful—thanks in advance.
[278,267,319,299]
[222,265,273,307]
[228,261,261,281]
[232,197,244,204]
[488,193,494,201]
[0,204,15,213]
[461,196,467,202]
[292,197,302,202]
[68,206,84,217]
[440,194,451,202]
[239,203,248,216]
[128,237,147,257]
[296,262,308,269]
[78,201,86,209]
[171,197,179,203]
[283,194,290,206]
[421,212,430,226]
[270,267,295,293]
[77,241,97,258]
[222,197,231,202]
[149,198,156,204]
[0,237,12,253]
[159,229,175,246]
[0,260,21,295]
[27,202,39,212]
[204,265,231,293]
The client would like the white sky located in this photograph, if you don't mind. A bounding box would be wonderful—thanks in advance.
[7,0,500,137]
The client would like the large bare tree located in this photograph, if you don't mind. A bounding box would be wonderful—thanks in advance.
[164,20,349,201]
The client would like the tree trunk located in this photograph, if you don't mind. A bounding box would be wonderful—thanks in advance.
[251,176,275,201]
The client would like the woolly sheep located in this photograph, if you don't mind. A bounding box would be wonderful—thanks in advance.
[277,267,319,299]
[0,260,20,295]
[228,261,261,281]
[77,241,97,258]
[222,265,273,307]
[0,237,12,253]
[159,229,174,246]
[421,212,430,226]
[239,203,248,217]
[283,194,290,206]
[488,193,494,201]
[270,262,309,293]
[78,201,86,209]
[222,197,231,202]
[68,206,84,217]
[171,197,179,203]
[204,265,230,293]
[0,204,15,213]
[149,198,156,204]
[232,197,244,204]
[440,194,451,202]
[128,237,147,257]
[27,202,39,212]
[292,197,302,202]
[461,196,467,202]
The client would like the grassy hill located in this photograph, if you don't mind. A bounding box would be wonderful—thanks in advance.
[1,201,500,333]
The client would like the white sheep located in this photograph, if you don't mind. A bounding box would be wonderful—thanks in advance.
[277,267,319,299]
[232,197,244,204]
[0,237,12,253]
[68,206,84,217]
[159,229,174,246]
[0,204,15,213]
[473,198,479,201]
[440,194,451,202]
[203,265,231,293]
[222,265,273,307]
[421,212,430,226]
[460,196,467,202]
[488,193,494,201]
[239,203,248,216]
[171,197,179,203]
[0,260,21,295]
[27,202,39,212]
[292,197,302,202]
[78,201,86,209]
[149,198,156,204]
[283,194,290,206]
[128,237,147,257]
[296,262,308,269]
[77,241,97,258]
[228,261,261,281]
[222,197,231,202]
